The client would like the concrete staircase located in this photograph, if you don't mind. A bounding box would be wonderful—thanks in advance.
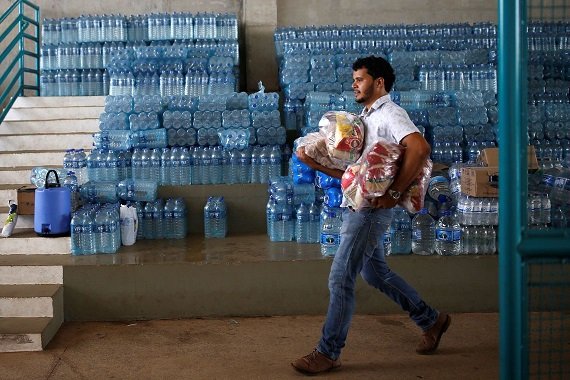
[0,96,103,351]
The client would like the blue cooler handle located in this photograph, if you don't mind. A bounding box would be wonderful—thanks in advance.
[44,169,61,189]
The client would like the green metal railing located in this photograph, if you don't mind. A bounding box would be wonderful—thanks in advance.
[499,0,570,379]
[0,0,40,124]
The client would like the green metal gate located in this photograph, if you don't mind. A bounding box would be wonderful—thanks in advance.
[499,0,570,379]
[0,0,40,124]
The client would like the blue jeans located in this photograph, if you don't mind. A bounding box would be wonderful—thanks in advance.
[317,207,439,360]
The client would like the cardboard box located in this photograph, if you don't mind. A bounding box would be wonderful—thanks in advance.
[479,146,539,170]
[460,167,499,197]
[17,185,36,215]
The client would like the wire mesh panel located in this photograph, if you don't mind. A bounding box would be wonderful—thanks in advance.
[528,0,570,21]
[525,258,570,379]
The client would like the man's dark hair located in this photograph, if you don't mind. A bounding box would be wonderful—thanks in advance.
[352,56,396,93]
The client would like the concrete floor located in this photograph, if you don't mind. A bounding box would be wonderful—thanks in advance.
[0,312,499,379]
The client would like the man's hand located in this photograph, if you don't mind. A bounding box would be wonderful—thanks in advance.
[370,193,399,209]
[296,146,315,166]
[295,146,344,179]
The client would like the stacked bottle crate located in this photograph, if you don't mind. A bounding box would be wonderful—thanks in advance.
[39,12,239,97]
[275,21,570,256]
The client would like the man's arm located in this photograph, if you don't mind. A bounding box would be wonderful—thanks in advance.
[295,147,345,179]
[370,132,431,209]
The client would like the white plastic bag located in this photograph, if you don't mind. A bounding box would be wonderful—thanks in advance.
[120,204,138,246]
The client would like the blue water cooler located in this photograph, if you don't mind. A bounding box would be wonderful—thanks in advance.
[34,170,71,237]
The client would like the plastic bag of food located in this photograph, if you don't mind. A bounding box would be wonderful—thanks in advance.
[340,139,432,212]
[295,111,365,170]
[399,158,433,213]
[359,140,404,199]
[341,163,371,210]
[318,111,364,164]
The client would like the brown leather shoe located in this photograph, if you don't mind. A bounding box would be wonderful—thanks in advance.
[416,313,451,355]
[291,349,341,375]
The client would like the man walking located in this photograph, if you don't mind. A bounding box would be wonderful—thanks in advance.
[292,56,451,375]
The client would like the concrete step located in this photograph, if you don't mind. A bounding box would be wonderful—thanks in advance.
[0,230,70,255]
[0,263,63,284]
[0,120,99,135]
[0,134,93,152]
[0,168,36,185]
[0,152,67,168]
[12,96,105,109]
[0,186,19,205]
[4,107,103,122]
[0,284,62,317]
[0,316,62,352]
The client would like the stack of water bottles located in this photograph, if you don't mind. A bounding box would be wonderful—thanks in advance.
[70,203,121,255]
[40,12,239,97]
[135,198,187,240]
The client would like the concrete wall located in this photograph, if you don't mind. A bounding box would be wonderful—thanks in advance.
[1,0,498,92]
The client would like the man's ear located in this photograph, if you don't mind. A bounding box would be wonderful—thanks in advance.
[376,77,384,89]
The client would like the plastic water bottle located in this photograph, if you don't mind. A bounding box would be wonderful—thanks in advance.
[152,199,164,239]
[63,171,80,211]
[149,148,161,183]
[320,206,342,257]
[163,198,175,239]
[170,147,181,186]
[259,145,270,184]
[269,202,295,241]
[94,209,118,254]
[250,146,261,183]
[172,198,187,239]
[238,147,252,184]
[116,179,157,202]
[308,202,321,244]
[390,207,412,255]
[269,145,282,179]
[295,202,310,243]
[210,146,224,184]
[179,147,191,185]
[63,149,75,171]
[411,208,435,255]
[79,181,118,203]
[204,196,227,238]
[428,175,452,203]
[435,210,461,256]
[142,202,154,239]
[551,205,568,228]
[74,148,88,184]
[71,210,95,255]
[160,148,171,185]
[135,202,145,240]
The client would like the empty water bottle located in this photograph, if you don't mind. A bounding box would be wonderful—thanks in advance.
[411,208,435,255]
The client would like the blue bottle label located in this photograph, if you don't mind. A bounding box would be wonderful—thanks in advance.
[321,233,340,246]
[554,177,567,190]
[435,228,461,242]
[412,229,422,241]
